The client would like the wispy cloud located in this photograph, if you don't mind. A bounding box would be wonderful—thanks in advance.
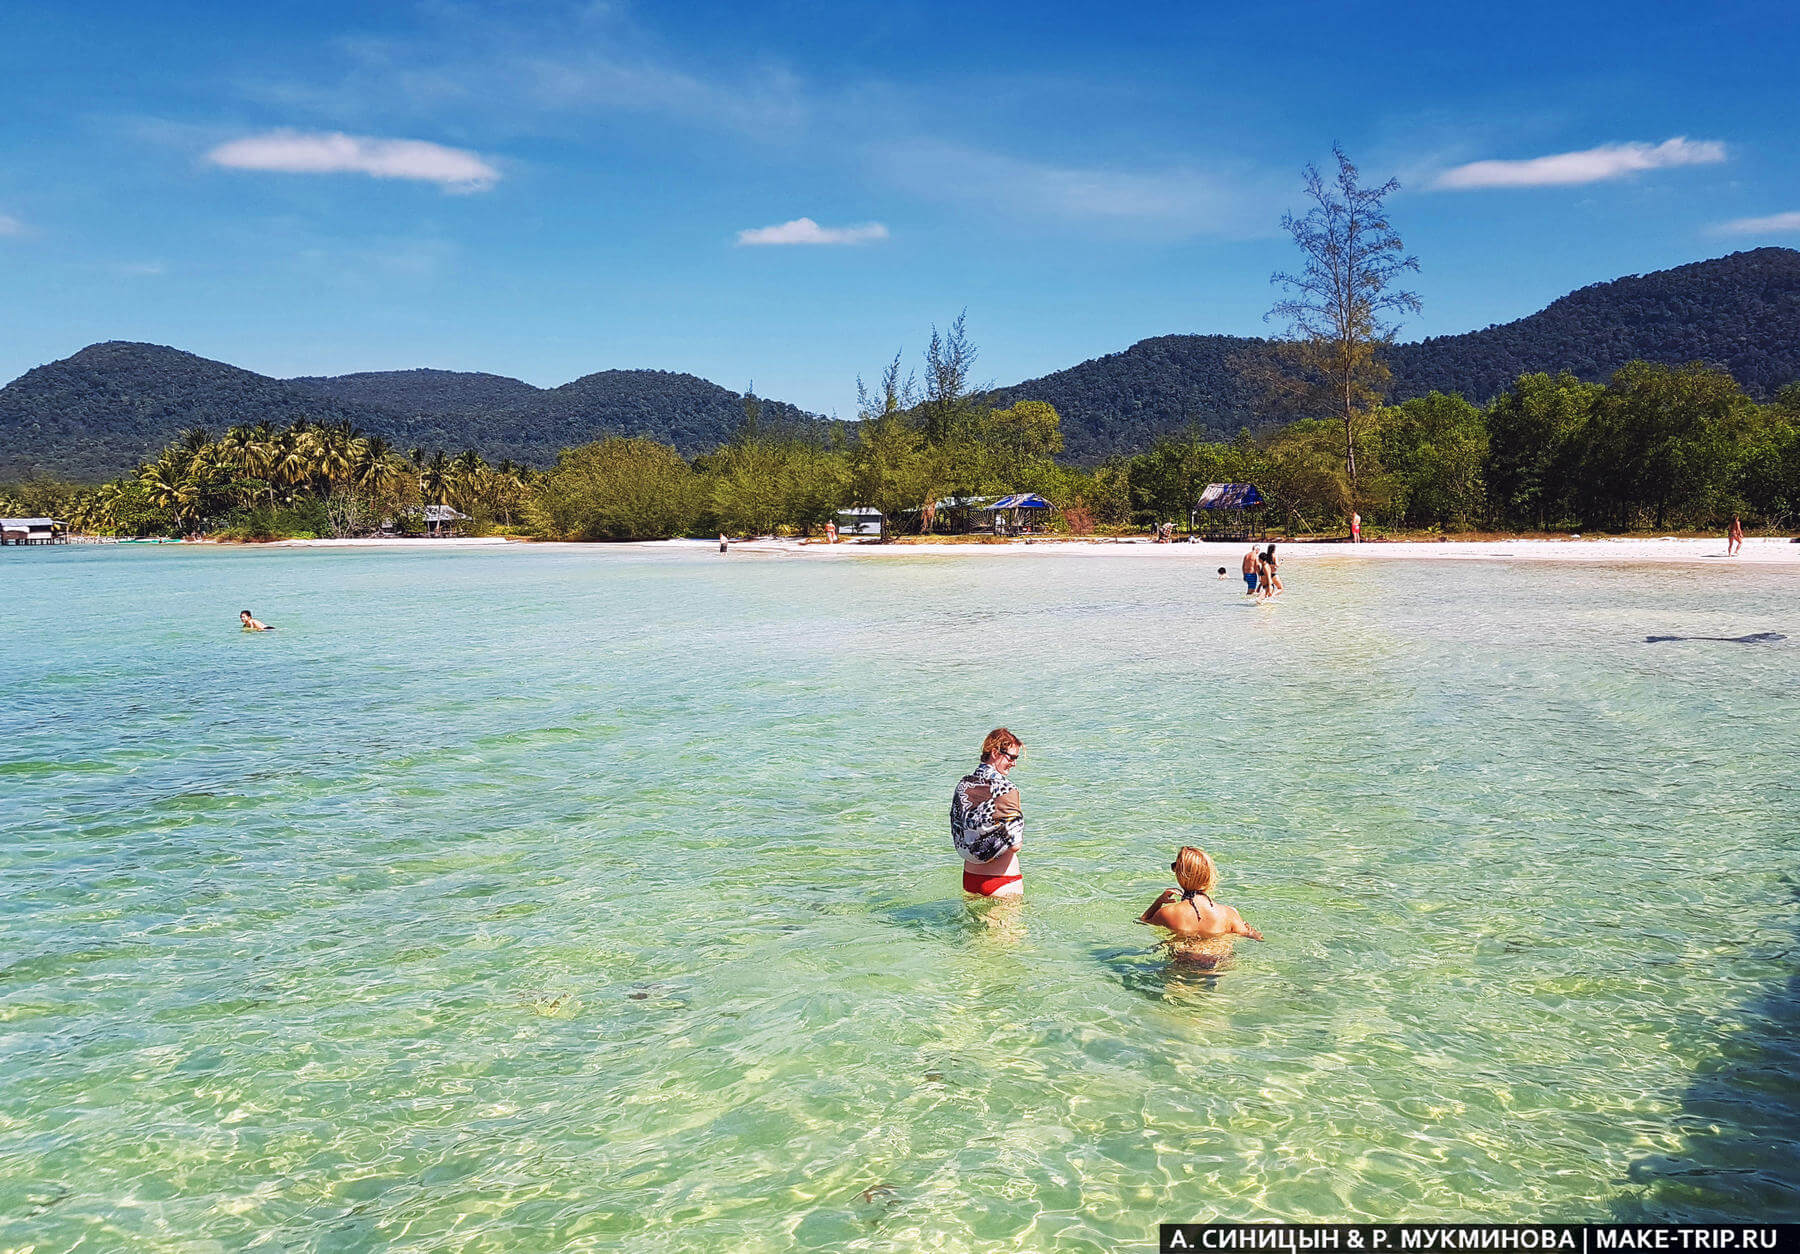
[206,130,499,192]
[0,213,26,237]
[1711,210,1800,235]
[736,218,888,246]
[118,261,167,276]
[1433,137,1725,189]
[233,7,808,144]
[876,141,1276,237]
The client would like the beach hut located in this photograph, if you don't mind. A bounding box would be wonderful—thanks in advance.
[423,504,470,537]
[1,518,65,545]
[1192,484,1265,540]
[833,507,884,538]
[929,495,995,534]
[986,493,1053,536]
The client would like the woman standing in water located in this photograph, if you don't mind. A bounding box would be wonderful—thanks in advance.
[951,728,1027,898]
[1140,846,1263,965]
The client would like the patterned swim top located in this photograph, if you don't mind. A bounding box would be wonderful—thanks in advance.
[951,761,1024,865]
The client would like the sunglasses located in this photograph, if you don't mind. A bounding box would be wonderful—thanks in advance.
[1000,748,1021,761]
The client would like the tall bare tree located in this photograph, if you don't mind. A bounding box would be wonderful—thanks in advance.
[1267,145,1420,493]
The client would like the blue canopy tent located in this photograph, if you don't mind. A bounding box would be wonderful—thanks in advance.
[1192,483,1266,540]
[986,493,1053,535]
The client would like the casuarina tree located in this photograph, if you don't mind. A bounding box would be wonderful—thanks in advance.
[1267,145,1420,497]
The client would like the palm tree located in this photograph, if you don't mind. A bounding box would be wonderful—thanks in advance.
[354,436,393,488]
[139,456,199,531]
[420,450,451,506]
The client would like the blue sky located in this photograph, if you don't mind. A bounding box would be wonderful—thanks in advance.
[3,1,1797,415]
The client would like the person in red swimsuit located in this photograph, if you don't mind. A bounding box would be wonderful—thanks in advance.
[951,728,1027,898]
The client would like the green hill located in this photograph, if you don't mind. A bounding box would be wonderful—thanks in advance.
[991,247,1800,462]
[1,347,812,481]
[6,247,1798,479]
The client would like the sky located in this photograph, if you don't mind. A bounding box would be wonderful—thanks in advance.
[3,0,1798,416]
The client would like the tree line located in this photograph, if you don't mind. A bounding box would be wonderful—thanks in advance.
[0,419,533,539]
[8,353,1792,542]
[1129,363,1800,535]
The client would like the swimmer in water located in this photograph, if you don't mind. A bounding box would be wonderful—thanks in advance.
[1139,845,1262,964]
[239,610,272,631]
[1217,566,1228,580]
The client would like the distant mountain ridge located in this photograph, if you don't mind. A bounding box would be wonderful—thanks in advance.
[0,347,817,481]
[989,247,1800,461]
[5,247,1798,478]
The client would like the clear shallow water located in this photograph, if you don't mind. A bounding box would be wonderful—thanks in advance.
[2,544,1797,1250]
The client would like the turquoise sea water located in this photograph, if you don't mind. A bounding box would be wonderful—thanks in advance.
[2,544,1797,1250]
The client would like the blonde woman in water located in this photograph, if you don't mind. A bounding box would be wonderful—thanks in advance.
[1139,845,1263,965]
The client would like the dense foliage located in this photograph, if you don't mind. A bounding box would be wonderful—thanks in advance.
[1125,363,1800,534]
[1,419,533,539]
[8,357,1796,542]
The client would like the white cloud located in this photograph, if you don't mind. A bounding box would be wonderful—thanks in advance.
[206,130,499,192]
[736,217,888,246]
[0,213,25,237]
[1712,210,1800,235]
[1433,137,1726,189]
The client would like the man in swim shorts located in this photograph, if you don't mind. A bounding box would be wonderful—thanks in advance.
[1241,545,1260,595]
[951,728,1026,898]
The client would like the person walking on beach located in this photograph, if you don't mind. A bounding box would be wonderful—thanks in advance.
[1350,511,1362,543]
[1241,545,1261,596]
[239,610,272,631]
[1728,515,1744,556]
[719,533,729,553]
[1140,845,1263,967]
[825,519,838,545]
[952,729,1027,898]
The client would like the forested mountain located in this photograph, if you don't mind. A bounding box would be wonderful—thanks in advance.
[1387,248,1800,405]
[6,248,1798,479]
[993,247,1800,462]
[983,334,1264,462]
[1,347,811,480]
[289,368,542,415]
[0,343,397,482]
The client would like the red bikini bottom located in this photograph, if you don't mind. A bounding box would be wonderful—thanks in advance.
[962,869,1023,896]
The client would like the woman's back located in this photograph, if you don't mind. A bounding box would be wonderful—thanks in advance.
[1147,892,1249,939]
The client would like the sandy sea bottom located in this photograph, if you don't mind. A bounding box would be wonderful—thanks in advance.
[1,545,1797,1251]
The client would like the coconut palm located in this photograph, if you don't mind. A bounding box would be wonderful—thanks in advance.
[420,450,451,506]
[139,456,199,531]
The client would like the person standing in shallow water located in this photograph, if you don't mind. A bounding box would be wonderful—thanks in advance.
[1728,515,1744,556]
[952,728,1026,898]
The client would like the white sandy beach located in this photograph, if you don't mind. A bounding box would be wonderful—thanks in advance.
[693,535,1800,565]
[228,532,1800,565]
[266,536,517,548]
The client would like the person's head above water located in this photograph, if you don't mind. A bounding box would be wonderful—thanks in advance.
[240,610,252,620]
[1172,845,1217,899]
[981,727,1024,770]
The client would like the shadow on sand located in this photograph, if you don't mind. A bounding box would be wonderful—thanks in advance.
[1611,887,1800,1220]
